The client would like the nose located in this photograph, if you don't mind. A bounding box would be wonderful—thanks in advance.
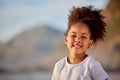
[75,37,81,43]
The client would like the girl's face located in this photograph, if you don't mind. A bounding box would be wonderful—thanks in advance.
[64,22,94,55]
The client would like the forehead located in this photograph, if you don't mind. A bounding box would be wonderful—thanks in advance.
[68,22,91,35]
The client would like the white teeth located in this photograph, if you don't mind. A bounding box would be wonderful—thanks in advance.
[74,45,81,49]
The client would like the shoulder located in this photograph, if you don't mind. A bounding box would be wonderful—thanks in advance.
[52,57,66,79]
[86,56,104,73]
[87,56,101,67]
[54,57,66,69]
[83,56,101,71]
[87,56,109,80]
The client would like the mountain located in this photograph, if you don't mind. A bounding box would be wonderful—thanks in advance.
[0,26,67,72]
[103,0,120,71]
[89,0,120,71]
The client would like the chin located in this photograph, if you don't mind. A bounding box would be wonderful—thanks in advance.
[71,50,85,55]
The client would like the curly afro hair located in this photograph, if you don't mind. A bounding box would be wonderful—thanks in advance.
[65,6,106,44]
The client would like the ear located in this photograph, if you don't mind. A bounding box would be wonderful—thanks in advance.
[64,36,68,44]
[89,39,94,48]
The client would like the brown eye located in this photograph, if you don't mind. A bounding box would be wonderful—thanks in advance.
[81,36,87,38]
[71,35,76,37]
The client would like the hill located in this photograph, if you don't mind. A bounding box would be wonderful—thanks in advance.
[0,26,67,72]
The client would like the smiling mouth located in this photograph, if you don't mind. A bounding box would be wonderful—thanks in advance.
[73,45,83,49]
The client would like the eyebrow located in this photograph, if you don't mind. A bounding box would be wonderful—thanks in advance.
[69,32,76,34]
[70,32,89,35]
[82,33,89,35]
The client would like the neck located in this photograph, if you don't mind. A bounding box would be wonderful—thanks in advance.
[67,53,87,64]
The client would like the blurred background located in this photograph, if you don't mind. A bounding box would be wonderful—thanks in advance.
[0,0,120,80]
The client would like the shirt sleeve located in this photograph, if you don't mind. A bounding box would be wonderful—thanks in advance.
[51,64,59,80]
[91,62,109,80]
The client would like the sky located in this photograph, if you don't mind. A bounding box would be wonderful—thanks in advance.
[0,0,110,43]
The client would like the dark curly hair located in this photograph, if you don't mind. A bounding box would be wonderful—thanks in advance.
[65,6,106,44]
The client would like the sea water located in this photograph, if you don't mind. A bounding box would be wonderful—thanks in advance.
[0,71,52,80]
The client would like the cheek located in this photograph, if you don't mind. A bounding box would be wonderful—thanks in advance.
[67,38,75,47]
[83,40,91,47]
[67,37,74,43]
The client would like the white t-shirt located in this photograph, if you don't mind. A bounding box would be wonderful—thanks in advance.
[52,55,109,80]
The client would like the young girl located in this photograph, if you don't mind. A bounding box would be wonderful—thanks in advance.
[52,6,109,80]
